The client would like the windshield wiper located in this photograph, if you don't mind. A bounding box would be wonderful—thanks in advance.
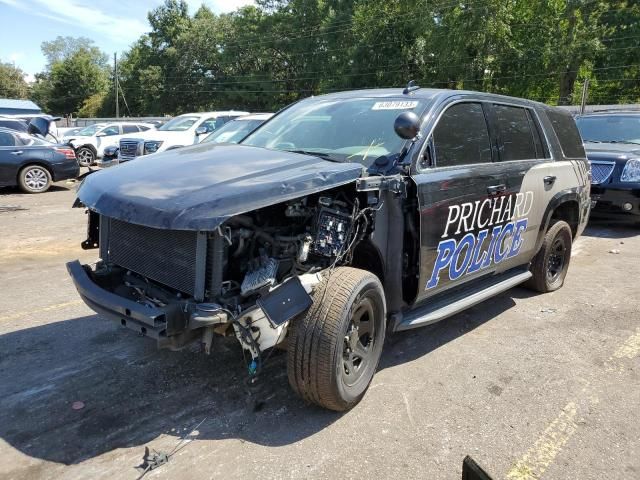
[608,140,640,145]
[285,149,341,162]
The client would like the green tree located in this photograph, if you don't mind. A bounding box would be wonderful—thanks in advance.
[46,48,109,115]
[0,61,30,98]
[115,0,192,115]
[41,36,108,68]
[94,0,640,115]
[78,91,108,117]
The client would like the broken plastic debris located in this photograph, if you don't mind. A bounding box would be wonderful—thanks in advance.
[71,401,85,410]
[608,249,620,254]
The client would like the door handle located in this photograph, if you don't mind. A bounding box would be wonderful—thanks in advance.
[11,150,23,155]
[487,184,506,195]
[543,175,557,186]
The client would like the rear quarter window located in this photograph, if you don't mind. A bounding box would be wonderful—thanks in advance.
[545,109,585,158]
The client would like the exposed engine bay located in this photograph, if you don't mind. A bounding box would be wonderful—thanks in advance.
[80,186,382,375]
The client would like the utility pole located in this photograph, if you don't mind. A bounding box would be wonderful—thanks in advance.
[114,52,119,118]
[580,77,590,114]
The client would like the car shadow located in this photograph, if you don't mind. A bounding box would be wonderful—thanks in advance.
[0,314,338,466]
[582,223,640,239]
[381,288,520,370]
[0,289,522,467]
[0,184,71,196]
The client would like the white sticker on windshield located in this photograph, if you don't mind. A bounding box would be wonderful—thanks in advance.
[372,101,419,110]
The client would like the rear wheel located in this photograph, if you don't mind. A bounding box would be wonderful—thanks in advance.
[287,267,386,411]
[19,165,51,193]
[76,147,95,166]
[525,220,572,292]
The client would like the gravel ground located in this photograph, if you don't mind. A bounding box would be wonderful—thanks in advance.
[0,178,638,480]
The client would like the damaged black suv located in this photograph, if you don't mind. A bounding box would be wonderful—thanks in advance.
[68,86,590,411]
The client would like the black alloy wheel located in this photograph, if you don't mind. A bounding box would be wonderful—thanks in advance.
[525,219,573,293]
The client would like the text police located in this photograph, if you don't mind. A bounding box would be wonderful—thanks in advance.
[427,191,534,289]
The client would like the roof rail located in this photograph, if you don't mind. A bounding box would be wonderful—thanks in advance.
[403,80,421,95]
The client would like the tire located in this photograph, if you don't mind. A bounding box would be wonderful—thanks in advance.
[525,220,572,293]
[76,147,95,166]
[18,165,52,193]
[287,267,386,411]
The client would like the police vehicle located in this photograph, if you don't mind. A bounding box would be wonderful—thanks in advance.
[67,84,590,411]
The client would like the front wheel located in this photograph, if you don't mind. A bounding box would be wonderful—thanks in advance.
[525,220,573,292]
[76,147,95,166]
[287,267,386,411]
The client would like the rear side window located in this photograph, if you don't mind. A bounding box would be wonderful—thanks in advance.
[546,109,585,158]
[0,131,16,146]
[433,102,492,167]
[492,104,537,161]
[122,125,138,134]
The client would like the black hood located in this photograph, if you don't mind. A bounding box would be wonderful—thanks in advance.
[77,143,363,230]
[584,141,640,159]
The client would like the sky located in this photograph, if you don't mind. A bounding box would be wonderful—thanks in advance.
[0,0,254,81]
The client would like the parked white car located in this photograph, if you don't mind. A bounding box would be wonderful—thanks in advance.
[199,113,273,144]
[117,111,249,161]
[65,122,156,166]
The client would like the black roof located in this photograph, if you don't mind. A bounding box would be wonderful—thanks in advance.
[309,87,549,109]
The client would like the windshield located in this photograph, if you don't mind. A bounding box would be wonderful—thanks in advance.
[158,115,200,131]
[242,97,427,165]
[576,115,640,144]
[77,124,102,136]
[202,119,266,144]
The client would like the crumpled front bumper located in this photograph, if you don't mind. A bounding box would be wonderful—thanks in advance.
[66,260,169,340]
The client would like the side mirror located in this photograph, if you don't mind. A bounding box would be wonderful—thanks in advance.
[95,132,106,137]
[394,111,420,140]
[195,126,208,135]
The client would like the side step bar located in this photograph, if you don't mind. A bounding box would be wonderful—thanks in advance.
[394,269,532,331]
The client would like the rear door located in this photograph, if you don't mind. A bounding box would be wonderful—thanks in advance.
[485,102,551,272]
[0,131,20,185]
[412,101,505,302]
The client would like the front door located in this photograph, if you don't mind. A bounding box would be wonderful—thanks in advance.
[413,101,504,301]
[484,102,551,273]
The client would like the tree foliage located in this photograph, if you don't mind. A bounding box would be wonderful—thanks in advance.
[30,0,640,116]
[34,36,110,116]
[0,61,30,99]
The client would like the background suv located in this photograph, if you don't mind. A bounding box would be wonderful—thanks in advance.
[575,112,640,223]
[64,122,155,166]
[117,111,249,161]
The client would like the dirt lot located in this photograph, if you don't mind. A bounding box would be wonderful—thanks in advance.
[0,178,639,480]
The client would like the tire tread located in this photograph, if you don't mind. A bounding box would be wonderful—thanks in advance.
[526,220,572,293]
[287,267,384,411]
